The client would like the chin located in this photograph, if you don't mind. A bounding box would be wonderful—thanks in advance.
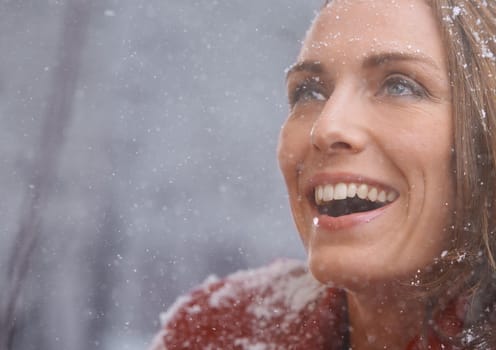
[306,245,442,292]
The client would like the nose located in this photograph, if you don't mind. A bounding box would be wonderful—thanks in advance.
[310,90,368,155]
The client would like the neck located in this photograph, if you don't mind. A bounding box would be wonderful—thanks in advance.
[346,282,427,350]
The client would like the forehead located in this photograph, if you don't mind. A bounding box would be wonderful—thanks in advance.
[300,0,445,65]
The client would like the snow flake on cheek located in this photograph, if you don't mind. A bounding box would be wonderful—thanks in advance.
[296,162,305,175]
[313,217,319,227]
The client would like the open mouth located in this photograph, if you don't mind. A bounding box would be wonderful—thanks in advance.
[314,183,398,218]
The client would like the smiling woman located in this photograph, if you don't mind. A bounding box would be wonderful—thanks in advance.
[281,0,455,290]
[150,0,496,349]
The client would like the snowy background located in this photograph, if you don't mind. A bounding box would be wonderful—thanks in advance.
[0,1,320,349]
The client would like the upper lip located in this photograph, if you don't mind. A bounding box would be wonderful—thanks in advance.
[304,172,400,202]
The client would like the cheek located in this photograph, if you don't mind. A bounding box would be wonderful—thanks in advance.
[277,121,310,166]
[277,123,302,176]
[277,123,311,231]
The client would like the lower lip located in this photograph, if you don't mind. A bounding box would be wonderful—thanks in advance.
[314,204,390,232]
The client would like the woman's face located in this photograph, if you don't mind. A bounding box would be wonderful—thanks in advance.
[278,0,454,288]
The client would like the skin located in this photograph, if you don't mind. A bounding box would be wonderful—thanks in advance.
[278,0,454,348]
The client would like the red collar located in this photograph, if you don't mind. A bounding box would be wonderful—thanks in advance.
[156,260,467,350]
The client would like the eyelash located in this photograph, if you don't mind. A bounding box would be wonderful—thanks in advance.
[379,75,427,98]
[288,80,327,107]
[288,74,428,107]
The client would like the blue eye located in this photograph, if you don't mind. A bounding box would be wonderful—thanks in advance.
[382,75,426,98]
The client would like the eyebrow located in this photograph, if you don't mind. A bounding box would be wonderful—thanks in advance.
[362,52,441,71]
[285,61,324,81]
[285,51,441,80]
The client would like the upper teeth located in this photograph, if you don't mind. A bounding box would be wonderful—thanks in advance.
[314,183,398,205]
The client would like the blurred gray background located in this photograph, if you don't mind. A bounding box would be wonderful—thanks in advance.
[0,1,320,349]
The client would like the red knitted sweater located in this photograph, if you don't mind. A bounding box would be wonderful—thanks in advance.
[149,260,466,350]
